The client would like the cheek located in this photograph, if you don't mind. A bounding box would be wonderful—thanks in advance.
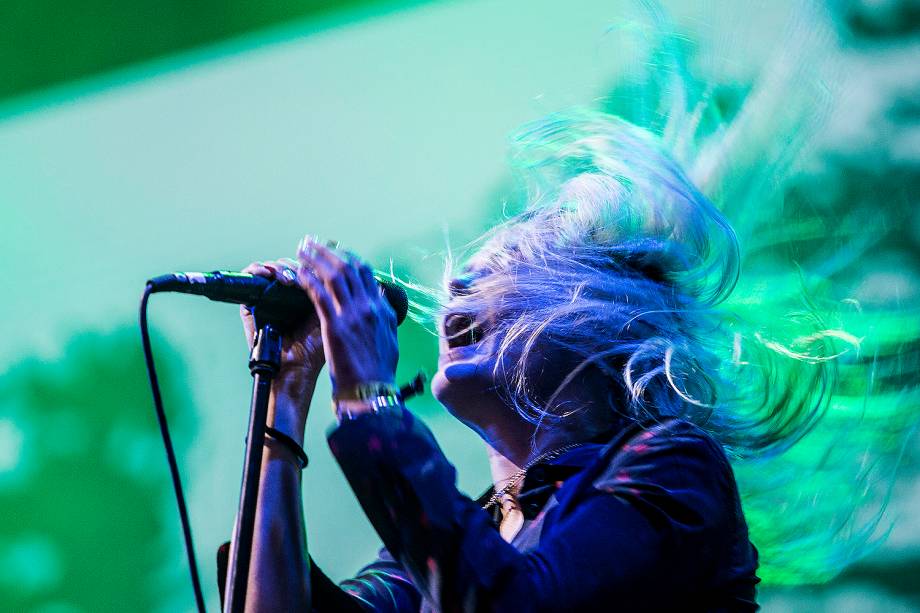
[433,360,488,395]
[430,369,450,402]
[432,363,503,426]
[432,325,507,401]
[432,354,499,408]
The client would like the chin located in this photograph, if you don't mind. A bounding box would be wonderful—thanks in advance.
[431,363,475,408]
[431,354,498,424]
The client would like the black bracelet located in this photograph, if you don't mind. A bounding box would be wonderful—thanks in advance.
[265,426,309,469]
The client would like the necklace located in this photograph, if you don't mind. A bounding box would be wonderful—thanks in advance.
[482,442,587,511]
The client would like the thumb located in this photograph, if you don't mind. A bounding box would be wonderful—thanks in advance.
[240,304,256,347]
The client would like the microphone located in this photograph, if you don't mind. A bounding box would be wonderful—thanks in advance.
[147,270,409,328]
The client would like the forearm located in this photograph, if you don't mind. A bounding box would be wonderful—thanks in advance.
[243,384,313,611]
[328,407,481,605]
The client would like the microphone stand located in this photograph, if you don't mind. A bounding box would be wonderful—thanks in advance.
[223,314,283,613]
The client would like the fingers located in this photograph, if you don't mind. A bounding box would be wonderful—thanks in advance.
[355,260,379,298]
[246,239,381,326]
[317,241,363,299]
[297,263,336,324]
[259,258,300,286]
[242,261,271,276]
[298,238,365,310]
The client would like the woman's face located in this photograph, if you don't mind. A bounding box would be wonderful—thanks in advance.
[431,267,506,425]
[431,264,589,432]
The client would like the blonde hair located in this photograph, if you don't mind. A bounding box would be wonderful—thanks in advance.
[396,3,918,585]
[441,110,839,460]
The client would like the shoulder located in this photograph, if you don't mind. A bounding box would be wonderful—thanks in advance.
[589,418,740,525]
[601,418,732,474]
[540,419,757,600]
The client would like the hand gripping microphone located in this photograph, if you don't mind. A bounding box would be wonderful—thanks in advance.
[140,270,408,613]
[147,270,409,328]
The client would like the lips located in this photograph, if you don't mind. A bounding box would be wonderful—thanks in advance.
[443,312,483,349]
[439,341,476,363]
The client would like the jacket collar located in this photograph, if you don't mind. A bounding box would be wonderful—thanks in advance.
[477,420,661,521]
[476,439,612,522]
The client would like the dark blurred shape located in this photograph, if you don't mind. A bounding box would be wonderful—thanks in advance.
[0,0,434,104]
[836,553,920,608]
[833,0,920,38]
[0,327,196,611]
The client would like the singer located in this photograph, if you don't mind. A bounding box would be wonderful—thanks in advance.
[234,112,768,611]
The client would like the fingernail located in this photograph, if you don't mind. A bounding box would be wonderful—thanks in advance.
[299,237,314,256]
[298,263,316,280]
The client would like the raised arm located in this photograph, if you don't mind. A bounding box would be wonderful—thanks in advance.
[233,258,323,612]
[233,239,419,612]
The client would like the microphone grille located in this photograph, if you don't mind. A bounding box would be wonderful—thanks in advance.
[380,282,410,325]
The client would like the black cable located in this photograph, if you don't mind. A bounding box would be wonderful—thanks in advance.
[140,284,207,613]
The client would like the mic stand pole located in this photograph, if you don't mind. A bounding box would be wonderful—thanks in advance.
[223,318,283,613]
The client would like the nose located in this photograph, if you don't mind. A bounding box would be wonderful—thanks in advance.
[448,273,475,297]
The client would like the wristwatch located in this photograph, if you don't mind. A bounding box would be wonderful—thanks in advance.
[332,381,401,422]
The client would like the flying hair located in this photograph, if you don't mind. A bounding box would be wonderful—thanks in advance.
[390,1,919,587]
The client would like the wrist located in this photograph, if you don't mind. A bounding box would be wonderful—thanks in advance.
[264,427,309,469]
[273,366,321,396]
[332,380,398,402]
[269,384,315,445]
[332,381,402,422]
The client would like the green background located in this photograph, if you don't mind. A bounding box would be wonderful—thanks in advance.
[1,0,918,611]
